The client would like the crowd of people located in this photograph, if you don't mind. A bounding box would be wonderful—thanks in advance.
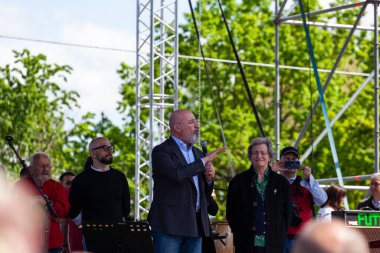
[2,109,378,253]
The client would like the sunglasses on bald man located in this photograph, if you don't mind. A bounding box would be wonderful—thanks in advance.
[92,145,114,152]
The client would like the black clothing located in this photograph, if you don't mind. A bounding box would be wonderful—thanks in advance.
[358,197,379,210]
[69,167,131,222]
[226,166,292,253]
[148,136,212,237]
[202,181,218,253]
[69,166,131,253]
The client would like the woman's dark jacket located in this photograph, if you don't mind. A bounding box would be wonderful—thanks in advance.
[226,166,292,253]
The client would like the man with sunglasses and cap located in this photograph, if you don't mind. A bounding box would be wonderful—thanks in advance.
[68,137,131,252]
[272,146,327,253]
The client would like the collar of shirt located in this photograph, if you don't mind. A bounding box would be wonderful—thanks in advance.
[372,198,380,209]
[288,176,297,184]
[171,135,193,152]
[91,165,110,172]
[252,167,270,183]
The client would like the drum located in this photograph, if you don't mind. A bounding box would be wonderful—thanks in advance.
[211,222,234,253]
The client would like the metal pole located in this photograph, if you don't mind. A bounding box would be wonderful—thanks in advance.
[284,20,379,32]
[300,70,375,162]
[177,55,370,77]
[294,3,368,147]
[317,174,372,184]
[275,0,281,159]
[135,0,142,221]
[279,1,367,23]
[374,1,379,173]
[276,0,289,20]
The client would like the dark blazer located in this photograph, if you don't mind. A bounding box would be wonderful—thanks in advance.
[226,167,292,253]
[358,197,379,210]
[148,136,211,237]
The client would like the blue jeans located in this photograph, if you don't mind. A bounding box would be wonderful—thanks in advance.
[152,231,202,253]
[284,239,293,253]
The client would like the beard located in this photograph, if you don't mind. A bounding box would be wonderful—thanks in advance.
[99,155,113,165]
[186,132,199,145]
[34,174,49,187]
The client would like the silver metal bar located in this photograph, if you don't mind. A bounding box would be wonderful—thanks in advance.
[317,174,372,184]
[178,55,371,77]
[279,1,367,23]
[300,70,375,162]
[275,0,289,21]
[294,3,368,148]
[319,184,369,190]
[275,0,281,159]
[283,20,379,31]
[374,2,379,173]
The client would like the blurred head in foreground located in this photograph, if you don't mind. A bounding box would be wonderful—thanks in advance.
[292,220,369,253]
[0,180,44,253]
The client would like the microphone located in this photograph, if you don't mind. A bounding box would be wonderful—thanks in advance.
[5,136,13,142]
[201,140,208,156]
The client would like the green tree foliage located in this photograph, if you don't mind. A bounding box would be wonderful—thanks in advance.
[0,49,79,180]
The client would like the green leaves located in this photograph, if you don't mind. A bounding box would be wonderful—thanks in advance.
[0,49,78,178]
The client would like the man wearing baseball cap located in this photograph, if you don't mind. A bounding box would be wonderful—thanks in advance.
[272,146,327,253]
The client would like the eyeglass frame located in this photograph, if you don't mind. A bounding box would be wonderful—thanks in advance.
[251,151,269,157]
[91,145,114,152]
[177,119,199,126]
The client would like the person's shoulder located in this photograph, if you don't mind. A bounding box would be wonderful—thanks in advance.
[358,197,372,207]
[230,168,252,182]
[359,197,372,204]
[73,170,87,180]
[109,168,126,176]
[46,178,62,186]
[45,179,66,191]
[270,169,287,180]
[152,137,171,151]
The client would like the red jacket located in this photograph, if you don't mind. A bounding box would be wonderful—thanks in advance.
[16,178,70,249]
[287,176,314,237]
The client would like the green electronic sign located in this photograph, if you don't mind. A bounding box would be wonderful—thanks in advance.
[357,212,380,227]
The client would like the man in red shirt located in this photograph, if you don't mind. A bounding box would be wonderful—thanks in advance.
[16,152,70,253]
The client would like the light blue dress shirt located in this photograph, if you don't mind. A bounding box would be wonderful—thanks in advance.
[172,135,201,211]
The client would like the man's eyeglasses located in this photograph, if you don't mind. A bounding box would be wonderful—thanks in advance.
[178,119,199,126]
[92,145,114,152]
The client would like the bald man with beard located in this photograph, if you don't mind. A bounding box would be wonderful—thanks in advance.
[69,137,131,253]
[148,109,226,253]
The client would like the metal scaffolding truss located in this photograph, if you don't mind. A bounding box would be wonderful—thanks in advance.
[274,0,380,196]
[134,0,380,217]
[135,0,178,220]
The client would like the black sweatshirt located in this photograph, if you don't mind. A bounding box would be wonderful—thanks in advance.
[69,167,131,222]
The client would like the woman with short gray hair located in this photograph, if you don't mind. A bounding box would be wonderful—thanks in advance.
[227,137,292,253]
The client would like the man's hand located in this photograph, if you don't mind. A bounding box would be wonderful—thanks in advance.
[204,162,215,182]
[203,147,227,164]
[301,165,312,180]
[271,160,285,173]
